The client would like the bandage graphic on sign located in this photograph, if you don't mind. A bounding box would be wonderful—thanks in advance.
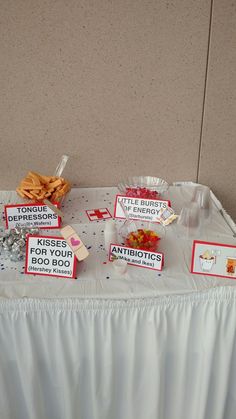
[60,225,89,261]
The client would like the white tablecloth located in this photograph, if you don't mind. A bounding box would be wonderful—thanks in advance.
[0,184,235,299]
[0,289,236,419]
[0,184,236,419]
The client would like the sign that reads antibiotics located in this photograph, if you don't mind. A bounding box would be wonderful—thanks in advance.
[25,235,77,278]
[109,244,164,271]
[114,195,170,223]
[5,203,61,229]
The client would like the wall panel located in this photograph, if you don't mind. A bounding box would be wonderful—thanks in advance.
[0,0,210,189]
[199,0,236,221]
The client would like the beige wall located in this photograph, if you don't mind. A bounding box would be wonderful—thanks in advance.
[199,0,236,222]
[0,0,235,221]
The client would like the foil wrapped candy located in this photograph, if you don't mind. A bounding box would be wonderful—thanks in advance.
[0,227,39,262]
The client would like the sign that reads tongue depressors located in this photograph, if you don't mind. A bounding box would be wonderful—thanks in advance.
[5,203,61,229]
[114,195,170,223]
[25,235,77,278]
[109,244,164,271]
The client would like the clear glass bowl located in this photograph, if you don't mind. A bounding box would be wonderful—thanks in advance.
[119,220,166,252]
[118,176,169,196]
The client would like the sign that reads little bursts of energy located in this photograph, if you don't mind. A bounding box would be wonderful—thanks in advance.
[109,244,164,271]
[25,235,77,278]
[5,203,61,229]
[114,195,170,223]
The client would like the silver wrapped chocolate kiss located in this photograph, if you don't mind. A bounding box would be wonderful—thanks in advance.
[0,227,39,262]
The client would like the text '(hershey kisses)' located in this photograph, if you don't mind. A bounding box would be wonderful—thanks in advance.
[25,236,76,278]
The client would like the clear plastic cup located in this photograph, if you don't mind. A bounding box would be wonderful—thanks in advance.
[191,185,212,221]
[112,259,128,274]
[176,202,200,238]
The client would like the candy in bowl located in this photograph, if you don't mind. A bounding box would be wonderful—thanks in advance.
[118,176,169,199]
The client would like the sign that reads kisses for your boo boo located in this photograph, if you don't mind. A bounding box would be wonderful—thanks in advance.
[25,235,77,278]
[5,203,61,229]
[114,195,170,223]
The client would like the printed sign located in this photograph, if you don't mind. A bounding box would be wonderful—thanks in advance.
[25,235,77,278]
[109,243,164,271]
[86,208,112,221]
[114,195,170,223]
[5,203,61,229]
[191,240,236,279]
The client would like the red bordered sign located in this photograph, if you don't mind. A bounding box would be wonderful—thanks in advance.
[86,208,112,221]
[114,195,171,223]
[191,240,236,279]
[4,202,61,230]
[109,243,164,271]
[25,235,77,279]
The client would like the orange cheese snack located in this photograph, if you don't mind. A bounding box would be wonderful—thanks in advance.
[16,171,71,202]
